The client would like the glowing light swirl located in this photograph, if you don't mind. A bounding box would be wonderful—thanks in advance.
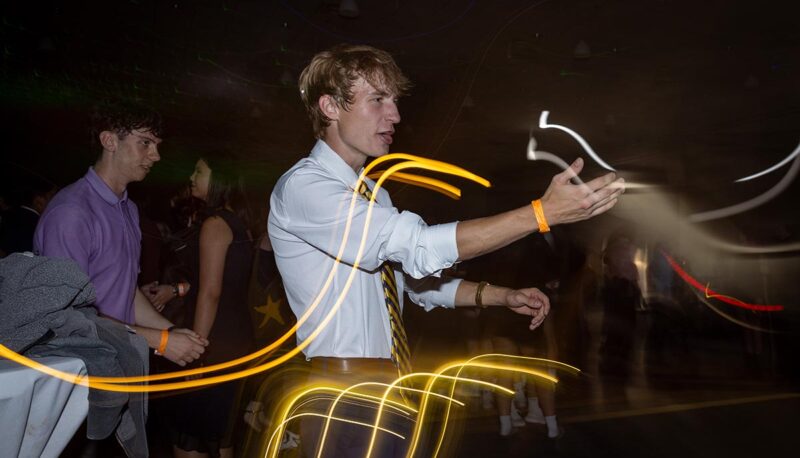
[661,251,783,312]
[539,110,616,171]
[267,384,420,456]
[315,379,467,458]
[262,355,578,457]
[526,136,585,183]
[367,171,462,199]
[356,372,512,458]
[412,355,578,458]
[689,155,800,223]
[267,380,464,458]
[735,140,800,182]
[0,153,490,392]
[695,289,781,333]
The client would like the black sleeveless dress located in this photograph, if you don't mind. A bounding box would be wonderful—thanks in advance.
[166,209,255,454]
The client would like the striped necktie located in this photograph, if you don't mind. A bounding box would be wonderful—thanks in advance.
[357,181,413,380]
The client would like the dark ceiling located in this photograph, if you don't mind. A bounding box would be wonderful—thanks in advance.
[2,0,800,241]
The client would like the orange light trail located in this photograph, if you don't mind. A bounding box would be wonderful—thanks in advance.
[0,153,491,393]
[262,355,576,458]
[367,171,462,199]
[409,355,578,458]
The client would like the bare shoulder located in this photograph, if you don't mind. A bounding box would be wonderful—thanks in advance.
[200,215,233,242]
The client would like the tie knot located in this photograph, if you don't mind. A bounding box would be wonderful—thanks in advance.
[358,181,373,200]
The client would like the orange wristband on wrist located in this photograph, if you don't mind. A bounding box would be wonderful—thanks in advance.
[155,329,169,355]
[531,199,550,233]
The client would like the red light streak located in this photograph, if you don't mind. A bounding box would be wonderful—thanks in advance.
[661,251,783,312]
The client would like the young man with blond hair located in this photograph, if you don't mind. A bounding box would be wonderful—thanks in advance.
[269,44,623,456]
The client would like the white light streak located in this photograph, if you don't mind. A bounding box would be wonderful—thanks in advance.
[689,155,800,223]
[539,110,616,171]
[735,140,800,182]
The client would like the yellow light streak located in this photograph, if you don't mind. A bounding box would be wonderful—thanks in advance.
[289,387,418,417]
[262,355,578,458]
[266,381,425,458]
[696,289,779,333]
[704,283,755,306]
[367,171,462,199]
[265,411,407,455]
[315,379,468,458]
[0,153,491,392]
[270,384,423,457]
[267,372,507,458]
[403,356,577,458]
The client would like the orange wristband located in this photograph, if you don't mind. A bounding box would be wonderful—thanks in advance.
[155,329,169,355]
[531,199,550,233]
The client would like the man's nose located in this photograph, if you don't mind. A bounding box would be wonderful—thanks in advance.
[386,101,401,124]
[150,145,161,162]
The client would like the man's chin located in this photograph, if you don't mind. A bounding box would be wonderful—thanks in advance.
[369,148,390,158]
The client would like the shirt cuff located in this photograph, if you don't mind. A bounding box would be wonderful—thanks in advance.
[421,221,460,268]
[407,277,463,311]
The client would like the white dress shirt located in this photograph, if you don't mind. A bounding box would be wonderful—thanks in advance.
[269,140,463,359]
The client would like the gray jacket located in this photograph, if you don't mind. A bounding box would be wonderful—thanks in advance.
[0,253,149,458]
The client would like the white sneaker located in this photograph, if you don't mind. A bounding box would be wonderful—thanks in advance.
[547,425,565,440]
[524,402,546,424]
[510,404,526,427]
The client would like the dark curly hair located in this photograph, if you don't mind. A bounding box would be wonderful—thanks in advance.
[90,100,164,154]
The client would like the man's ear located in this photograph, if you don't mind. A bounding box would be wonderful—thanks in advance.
[99,131,118,153]
[319,95,340,121]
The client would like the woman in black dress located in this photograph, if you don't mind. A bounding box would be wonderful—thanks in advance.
[167,157,255,458]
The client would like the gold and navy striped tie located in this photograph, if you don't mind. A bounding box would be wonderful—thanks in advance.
[357,181,413,380]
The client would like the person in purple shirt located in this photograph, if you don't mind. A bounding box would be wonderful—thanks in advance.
[34,102,208,367]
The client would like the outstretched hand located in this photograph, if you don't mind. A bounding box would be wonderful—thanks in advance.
[505,287,551,330]
[540,158,625,226]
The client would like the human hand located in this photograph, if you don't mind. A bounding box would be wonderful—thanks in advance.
[161,329,208,366]
[141,282,175,312]
[172,327,210,346]
[505,287,551,330]
[539,158,625,226]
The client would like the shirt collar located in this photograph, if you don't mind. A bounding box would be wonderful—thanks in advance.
[85,167,128,206]
[309,140,365,189]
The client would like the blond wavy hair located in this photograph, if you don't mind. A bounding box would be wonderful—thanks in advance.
[298,44,411,139]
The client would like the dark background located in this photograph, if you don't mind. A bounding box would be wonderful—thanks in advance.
[3,0,798,216]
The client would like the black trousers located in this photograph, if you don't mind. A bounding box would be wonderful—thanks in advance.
[299,361,411,458]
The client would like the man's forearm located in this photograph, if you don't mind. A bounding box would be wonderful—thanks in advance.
[454,280,513,307]
[455,205,537,261]
[455,158,623,262]
[133,287,173,329]
[133,325,166,349]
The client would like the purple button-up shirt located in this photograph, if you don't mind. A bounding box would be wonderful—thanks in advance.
[34,168,141,324]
